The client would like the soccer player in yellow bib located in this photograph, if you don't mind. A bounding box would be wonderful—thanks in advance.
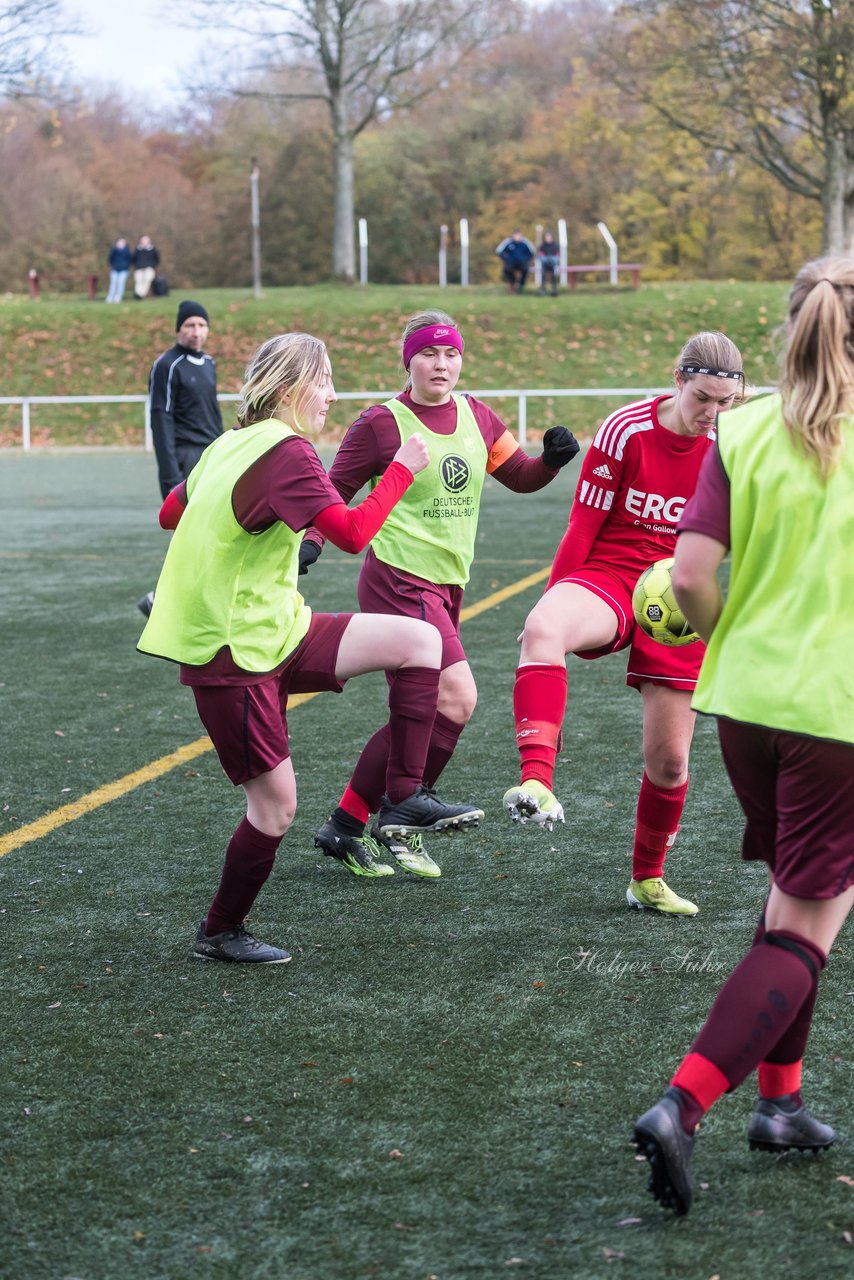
[301,310,580,878]
[139,332,483,964]
[633,256,854,1215]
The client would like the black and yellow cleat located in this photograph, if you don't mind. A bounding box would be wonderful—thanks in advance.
[314,818,394,878]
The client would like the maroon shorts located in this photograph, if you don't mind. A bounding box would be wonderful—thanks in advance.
[556,565,704,693]
[357,549,466,670]
[717,718,854,900]
[191,612,352,785]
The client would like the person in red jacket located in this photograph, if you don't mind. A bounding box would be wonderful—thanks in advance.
[503,332,745,916]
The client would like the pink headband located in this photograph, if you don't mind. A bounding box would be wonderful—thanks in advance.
[403,324,465,369]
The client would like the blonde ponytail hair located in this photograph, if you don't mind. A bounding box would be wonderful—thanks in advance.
[780,256,854,480]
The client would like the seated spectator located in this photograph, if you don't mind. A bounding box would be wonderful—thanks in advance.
[133,235,160,299]
[495,231,535,294]
[537,230,560,296]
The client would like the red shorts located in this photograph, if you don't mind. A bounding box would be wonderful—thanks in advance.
[556,565,704,693]
[717,719,854,900]
[191,613,352,785]
[358,548,466,670]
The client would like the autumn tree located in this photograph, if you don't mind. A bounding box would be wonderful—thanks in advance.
[186,0,515,281]
[609,0,854,255]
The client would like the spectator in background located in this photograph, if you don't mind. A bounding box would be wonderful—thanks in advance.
[137,300,223,617]
[496,231,535,294]
[537,230,560,296]
[105,237,132,303]
[132,234,160,299]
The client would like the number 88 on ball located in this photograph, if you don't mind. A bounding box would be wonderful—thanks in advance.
[632,557,700,647]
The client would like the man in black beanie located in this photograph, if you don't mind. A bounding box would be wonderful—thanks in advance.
[138,300,224,616]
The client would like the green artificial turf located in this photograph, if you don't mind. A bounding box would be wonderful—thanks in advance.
[2,453,852,1280]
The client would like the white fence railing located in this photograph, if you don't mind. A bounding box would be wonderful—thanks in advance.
[0,387,774,451]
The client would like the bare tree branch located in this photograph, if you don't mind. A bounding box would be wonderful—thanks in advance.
[184,0,514,278]
[0,1,82,97]
[608,0,854,250]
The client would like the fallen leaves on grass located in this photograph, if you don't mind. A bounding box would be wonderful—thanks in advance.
[388,1148,404,1160]
[836,1175,854,1187]
[602,1247,624,1261]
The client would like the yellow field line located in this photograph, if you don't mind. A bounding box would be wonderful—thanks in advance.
[0,568,549,858]
[459,566,549,622]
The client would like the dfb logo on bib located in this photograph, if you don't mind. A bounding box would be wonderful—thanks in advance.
[440,455,470,493]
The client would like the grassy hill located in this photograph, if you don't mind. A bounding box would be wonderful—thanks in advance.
[0,281,787,446]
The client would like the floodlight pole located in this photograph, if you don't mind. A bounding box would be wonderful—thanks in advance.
[459,218,469,287]
[439,224,448,287]
[250,159,262,298]
[558,218,568,289]
[597,220,618,285]
[358,218,368,285]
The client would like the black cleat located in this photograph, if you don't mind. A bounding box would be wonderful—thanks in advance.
[377,786,484,838]
[137,591,155,618]
[748,1095,837,1153]
[633,1087,696,1216]
[193,921,291,964]
[314,818,394,878]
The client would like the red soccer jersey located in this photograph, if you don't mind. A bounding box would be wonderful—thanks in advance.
[549,395,716,588]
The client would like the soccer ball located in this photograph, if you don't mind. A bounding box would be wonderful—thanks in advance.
[632,558,700,647]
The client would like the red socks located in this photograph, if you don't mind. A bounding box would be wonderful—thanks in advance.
[632,772,688,881]
[513,663,567,787]
[205,817,282,936]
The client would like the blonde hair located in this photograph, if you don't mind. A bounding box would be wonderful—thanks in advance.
[676,331,745,399]
[237,332,328,431]
[779,256,854,481]
[401,309,459,390]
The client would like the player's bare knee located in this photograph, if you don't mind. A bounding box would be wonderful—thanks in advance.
[521,604,563,662]
[439,684,477,723]
[646,751,688,790]
[407,620,442,668]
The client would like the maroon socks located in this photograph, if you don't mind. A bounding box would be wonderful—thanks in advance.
[205,817,283,936]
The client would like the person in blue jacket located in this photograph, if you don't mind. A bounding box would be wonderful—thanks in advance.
[496,231,535,293]
[106,237,132,303]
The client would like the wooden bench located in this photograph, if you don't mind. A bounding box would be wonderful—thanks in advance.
[28,269,99,300]
[563,263,642,289]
